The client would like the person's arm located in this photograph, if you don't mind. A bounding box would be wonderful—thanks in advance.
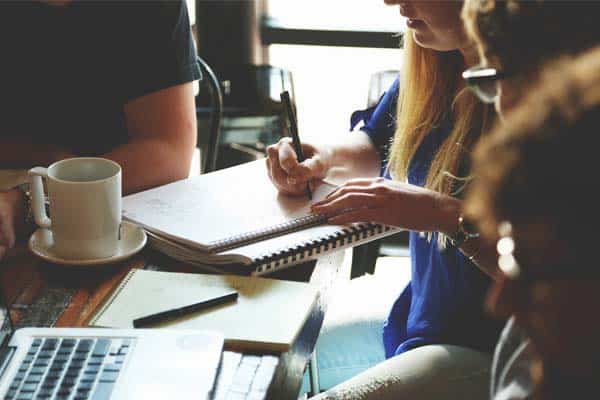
[0,81,197,196]
[103,81,197,195]
[267,78,400,196]
[310,178,500,278]
[0,89,197,182]
[323,130,382,180]
[0,81,196,260]
[266,131,380,196]
[0,188,26,260]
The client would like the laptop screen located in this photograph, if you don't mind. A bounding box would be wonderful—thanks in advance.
[0,286,13,347]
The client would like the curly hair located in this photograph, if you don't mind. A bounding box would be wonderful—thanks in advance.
[462,0,600,73]
[464,46,600,247]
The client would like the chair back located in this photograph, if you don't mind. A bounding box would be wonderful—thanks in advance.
[196,56,223,174]
[196,63,294,171]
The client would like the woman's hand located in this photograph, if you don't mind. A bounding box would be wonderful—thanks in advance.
[266,138,332,197]
[0,189,25,260]
[311,177,461,233]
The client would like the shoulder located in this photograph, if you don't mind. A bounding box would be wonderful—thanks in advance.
[140,0,188,28]
[111,0,199,101]
[90,0,189,42]
[352,77,401,131]
[378,77,401,109]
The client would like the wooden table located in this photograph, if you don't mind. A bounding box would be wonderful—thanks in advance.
[1,244,346,400]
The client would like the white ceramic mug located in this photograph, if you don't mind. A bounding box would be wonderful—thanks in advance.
[28,157,122,260]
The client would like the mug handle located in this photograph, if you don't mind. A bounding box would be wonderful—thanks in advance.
[28,167,51,229]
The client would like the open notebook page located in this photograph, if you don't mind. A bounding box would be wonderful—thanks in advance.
[122,160,335,252]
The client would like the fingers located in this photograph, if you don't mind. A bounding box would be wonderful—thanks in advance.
[277,138,299,172]
[314,180,385,208]
[266,138,325,196]
[266,145,290,184]
[0,205,16,249]
[322,184,376,202]
[312,193,389,225]
[266,140,310,196]
[323,177,385,198]
[0,216,16,249]
[277,140,318,184]
[336,177,385,187]
[0,189,21,256]
[327,208,382,225]
[310,178,394,225]
[0,246,6,261]
[266,138,298,172]
[312,192,381,216]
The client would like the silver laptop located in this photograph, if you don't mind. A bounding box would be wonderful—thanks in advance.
[0,287,223,400]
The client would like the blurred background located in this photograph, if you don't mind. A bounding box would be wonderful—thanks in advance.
[192,0,404,170]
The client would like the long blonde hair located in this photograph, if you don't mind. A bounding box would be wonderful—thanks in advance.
[388,34,490,196]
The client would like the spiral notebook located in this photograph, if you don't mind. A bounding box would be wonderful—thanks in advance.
[122,160,401,275]
[89,269,318,352]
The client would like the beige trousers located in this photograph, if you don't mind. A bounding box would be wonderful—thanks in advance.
[310,344,492,400]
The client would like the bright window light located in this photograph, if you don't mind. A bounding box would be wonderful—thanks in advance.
[269,45,402,140]
[267,0,401,31]
[267,1,405,140]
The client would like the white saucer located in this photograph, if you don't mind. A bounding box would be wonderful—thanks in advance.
[28,221,147,266]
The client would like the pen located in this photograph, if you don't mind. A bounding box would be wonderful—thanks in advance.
[280,90,313,200]
[132,291,238,328]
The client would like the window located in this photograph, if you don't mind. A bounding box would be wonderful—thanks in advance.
[266,0,405,139]
[267,0,399,32]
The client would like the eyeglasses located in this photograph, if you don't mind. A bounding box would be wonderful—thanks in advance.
[496,221,598,282]
[462,65,507,104]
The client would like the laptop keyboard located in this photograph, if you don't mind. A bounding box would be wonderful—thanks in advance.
[5,337,133,400]
[212,352,278,400]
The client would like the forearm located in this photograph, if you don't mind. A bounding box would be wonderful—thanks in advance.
[100,138,194,195]
[0,138,74,168]
[323,131,381,182]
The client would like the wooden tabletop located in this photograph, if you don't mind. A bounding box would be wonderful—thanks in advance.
[1,243,346,399]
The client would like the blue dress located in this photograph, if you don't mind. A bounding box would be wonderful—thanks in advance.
[351,78,501,358]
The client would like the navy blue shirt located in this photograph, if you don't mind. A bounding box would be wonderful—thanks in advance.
[351,78,501,358]
[0,0,200,156]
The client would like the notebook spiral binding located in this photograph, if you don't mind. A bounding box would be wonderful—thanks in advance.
[252,223,395,274]
[209,214,328,253]
[145,218,400,276]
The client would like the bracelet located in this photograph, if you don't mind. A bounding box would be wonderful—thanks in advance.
[448,214,480,247]
[457,241,480,264]
[467,248,480,264]
[17,183,34,225]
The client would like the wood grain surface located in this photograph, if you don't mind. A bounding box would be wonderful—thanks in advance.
[1,243,345,399]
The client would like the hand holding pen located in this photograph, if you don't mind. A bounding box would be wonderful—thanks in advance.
[265,137,329,197]
[279,91,312,200]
